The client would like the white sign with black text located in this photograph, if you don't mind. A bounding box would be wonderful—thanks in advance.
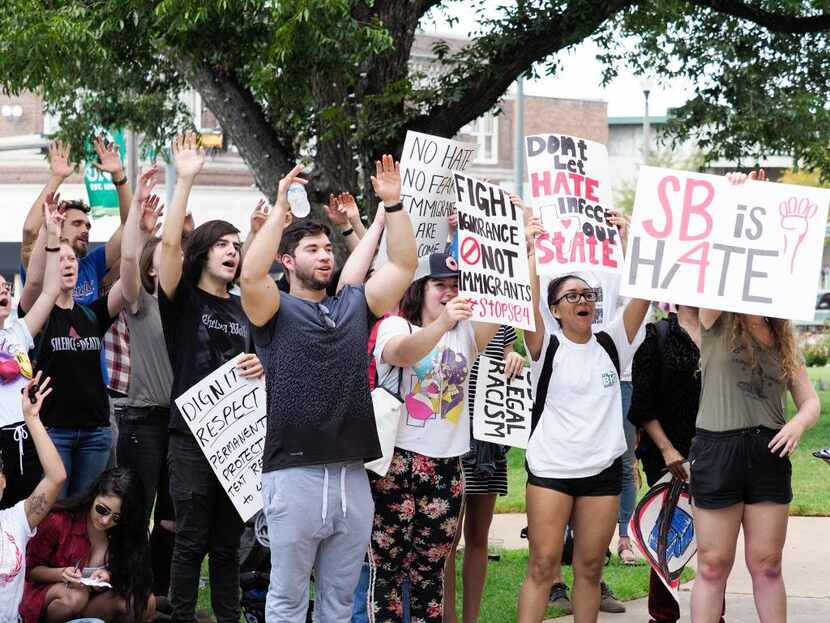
[472,356,532,449]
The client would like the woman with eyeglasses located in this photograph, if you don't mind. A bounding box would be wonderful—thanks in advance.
[517,215,651,623]
[20,466,154,623]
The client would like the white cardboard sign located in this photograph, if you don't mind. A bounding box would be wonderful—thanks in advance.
[472,356,532,449]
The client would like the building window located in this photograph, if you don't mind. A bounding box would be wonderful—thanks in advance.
[463,113,499,164]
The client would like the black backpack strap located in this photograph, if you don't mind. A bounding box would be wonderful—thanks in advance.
[530,335,559,435]
[595,330,621,377]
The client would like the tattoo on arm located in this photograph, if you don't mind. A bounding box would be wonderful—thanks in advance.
[26,492,49,522]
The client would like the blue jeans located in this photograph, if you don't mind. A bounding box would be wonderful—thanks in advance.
[619,381,636,537]
[47,426,113,498]
[351,563,410,623]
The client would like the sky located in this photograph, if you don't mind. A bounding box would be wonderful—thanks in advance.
[423,2,694,118]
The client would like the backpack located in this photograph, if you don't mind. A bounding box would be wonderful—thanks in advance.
[366,314,391,390]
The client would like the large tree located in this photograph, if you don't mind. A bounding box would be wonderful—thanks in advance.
[0,0,828,205]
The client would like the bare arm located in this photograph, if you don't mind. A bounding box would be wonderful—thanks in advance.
[364,156,417,317]
[21,205,63,336]
[337,206,385,291]
[472,322,500,353]
[121,168,162,312]
[19,225,47,312]
[518,198,545,361]
[323,194,361,252]
[622,298,650,343]
[91,135,132,269]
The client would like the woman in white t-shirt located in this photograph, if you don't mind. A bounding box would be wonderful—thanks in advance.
[368,252,498,623]
[517,216,650,623]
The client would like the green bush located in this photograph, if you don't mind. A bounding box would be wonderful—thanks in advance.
[804,347,828,367]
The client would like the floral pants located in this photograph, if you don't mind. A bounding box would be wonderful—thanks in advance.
[367,448,464,623]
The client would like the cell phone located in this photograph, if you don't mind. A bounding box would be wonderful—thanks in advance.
[27,384,38,405]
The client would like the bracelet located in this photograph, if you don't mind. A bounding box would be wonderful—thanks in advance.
[112,175,128,187]
[341,228,354,237]
[384,201,403,213]
[45,246,60,253]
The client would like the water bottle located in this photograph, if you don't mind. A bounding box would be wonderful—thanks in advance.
[286,182,310,218]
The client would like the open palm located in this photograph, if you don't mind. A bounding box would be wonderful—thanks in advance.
[173,132,205,178]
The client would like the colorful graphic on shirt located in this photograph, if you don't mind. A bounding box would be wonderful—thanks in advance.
[0,531,23,585]
[404,346,469,427]
[0,340,33,384]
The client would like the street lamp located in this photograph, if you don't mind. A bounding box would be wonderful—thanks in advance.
[639,77,654,161]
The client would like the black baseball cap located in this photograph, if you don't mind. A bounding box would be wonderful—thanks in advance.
[426,252,459,279]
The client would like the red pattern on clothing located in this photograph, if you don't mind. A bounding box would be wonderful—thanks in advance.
[104,311,130,395]
[19,510,92,623]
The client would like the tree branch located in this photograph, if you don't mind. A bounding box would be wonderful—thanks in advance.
[688,0,830,33]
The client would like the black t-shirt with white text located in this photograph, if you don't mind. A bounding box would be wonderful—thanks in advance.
[35,297,116,428]
[158,279,250,433]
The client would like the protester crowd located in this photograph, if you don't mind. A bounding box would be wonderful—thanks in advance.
[0,132,819,623]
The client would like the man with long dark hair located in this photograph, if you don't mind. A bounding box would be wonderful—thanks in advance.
[241,156,416,622]
[158,132,263,623]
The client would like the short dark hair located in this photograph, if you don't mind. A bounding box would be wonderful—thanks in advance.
[60,199,91,214]
[547,274,592,308]
[182,220,240,289]
[278,220,331,258]
[139,237,161,294]
[399,277,429,325]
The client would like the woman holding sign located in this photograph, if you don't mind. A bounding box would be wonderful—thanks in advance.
[517,214,650,623]
[690,171,820,623]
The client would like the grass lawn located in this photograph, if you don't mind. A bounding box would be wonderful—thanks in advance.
[496,366,830,516]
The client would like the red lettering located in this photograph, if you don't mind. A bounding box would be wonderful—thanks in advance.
[551,231,567,263]
[643,175,679,238]
[530,172,551,198]
[585,177,599,202]
[679,179,714,241]
[569,232,586,264]
[677,241,710,293]
[586,234,598,265]
[534,233,555,264]
[553,172,572,195]
[602,239,618,268]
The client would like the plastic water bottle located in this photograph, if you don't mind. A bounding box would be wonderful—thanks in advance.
[286,182,310,218]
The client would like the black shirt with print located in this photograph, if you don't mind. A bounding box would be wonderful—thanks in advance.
[35,297,116,428]
[158,279,251,433]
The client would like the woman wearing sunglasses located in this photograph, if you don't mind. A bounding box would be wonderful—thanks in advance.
[20,467,153,623]
[517,215,651,623]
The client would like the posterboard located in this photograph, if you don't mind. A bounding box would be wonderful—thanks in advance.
[174,354,267,522]
[376,131,477,277]
[621,166,830,320]
[452,173,534,331]
[525,133,622,275]
[472,356,532,449]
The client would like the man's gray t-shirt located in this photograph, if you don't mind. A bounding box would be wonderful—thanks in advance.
[254,285,380,472]
[126,287,174,408]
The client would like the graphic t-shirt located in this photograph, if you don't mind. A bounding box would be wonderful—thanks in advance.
[36,298,115,428]
[375,316,478,458]
[0,501,34,621]
[254,286,380,472]
[527,315,634,479]
[20,245,107,306]
[158,280,250,433]
[0,319,34,428]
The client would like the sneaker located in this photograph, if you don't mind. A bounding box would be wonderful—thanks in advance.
[548,582,573,614]
[599,581,626,613]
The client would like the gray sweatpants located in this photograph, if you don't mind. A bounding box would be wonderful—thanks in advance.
[263,461,374,623]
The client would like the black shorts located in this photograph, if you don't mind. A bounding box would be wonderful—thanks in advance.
[526,457,622,497]
[689,426,792,509]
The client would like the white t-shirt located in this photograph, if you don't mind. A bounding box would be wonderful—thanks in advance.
[0,501,35,620]
[527,314,634,479]
[0,319,34,428]
[375,315,478,458]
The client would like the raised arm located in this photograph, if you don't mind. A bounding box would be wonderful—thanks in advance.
[91,135,133,269]
[337,204,386,291]
[122,196,163,314]
[241,199,271,259]
[23,373,66,529]
[364,156,417,317]
[240,164,306,326]
[622,298,650,344]
[324,194,361,252]
[159,132,204,299]
[19,193,62,313]
[22,142,74,270]
[380,298,470,368]
[20,203,63,336]
[515,195,545,361]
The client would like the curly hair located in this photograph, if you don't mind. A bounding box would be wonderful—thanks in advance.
[730,314,800,383]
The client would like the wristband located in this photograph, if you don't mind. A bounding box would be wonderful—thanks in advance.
[45,246,60,253]
[112,175,128,187]
[341,228,354,237]
[384,201,403,213]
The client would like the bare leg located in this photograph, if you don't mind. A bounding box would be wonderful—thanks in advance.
[517,485,573,623]
[462,494,497,623]
[83,591,127,622]
[443,497,466,623]
[743,503,789,622]
[570,495,619,623]
[43,583,90,623]
[691,504,743,623]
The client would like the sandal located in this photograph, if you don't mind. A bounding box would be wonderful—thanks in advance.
[617,537,639,565]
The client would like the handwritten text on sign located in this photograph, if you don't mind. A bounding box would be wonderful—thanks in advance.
[175,355,266,522]
[621,166,830,320]
[453,174,534,331]
[472,357,532,449]
[525,134,622,275]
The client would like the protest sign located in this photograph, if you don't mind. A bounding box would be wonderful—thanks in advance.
[472,356,532,449]
[174,354,266,522]
[621,166,830,320]
[525,133,622,275]
[453,173,534,331]
[375,131,477,276]
[84,129,126,217]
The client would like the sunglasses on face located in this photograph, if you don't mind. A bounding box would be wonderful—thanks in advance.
[94,503,121,524]
[553,289,599,305]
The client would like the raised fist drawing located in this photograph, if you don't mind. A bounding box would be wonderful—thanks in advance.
[780,196,817,274]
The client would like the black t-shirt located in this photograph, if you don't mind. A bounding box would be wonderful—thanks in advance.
[35,297,116,428]
[158,279,251,433]
[254,285,380,472]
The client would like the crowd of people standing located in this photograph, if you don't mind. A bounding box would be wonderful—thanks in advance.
[0,134,819,623]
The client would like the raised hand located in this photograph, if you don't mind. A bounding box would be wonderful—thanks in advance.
[250,199,270,234]
[172,132,205,179]
[337,192,360,222]
[275,164,307,214]
[370,154,401,205]
[780,196,817,273]
[48,141,75,179]
[43,196,65,237]
[606,209,630,249]
[139,195,165,236]
[135,165,160,204]
[324,194,349,227]
[92,134,123,176]
[21,372,52,421]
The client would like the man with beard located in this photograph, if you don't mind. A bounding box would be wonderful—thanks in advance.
[240,156,417,623]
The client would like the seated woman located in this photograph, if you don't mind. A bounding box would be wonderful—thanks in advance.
[20,467,154,623]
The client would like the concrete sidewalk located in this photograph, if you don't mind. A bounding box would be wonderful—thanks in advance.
[484,513,830,622]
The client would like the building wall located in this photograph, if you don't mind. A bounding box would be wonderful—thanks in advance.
[0,92,43,138]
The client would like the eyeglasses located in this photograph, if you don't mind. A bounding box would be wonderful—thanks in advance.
[552,289,599,305]
[94,503,121,524]
[316,303,336,330]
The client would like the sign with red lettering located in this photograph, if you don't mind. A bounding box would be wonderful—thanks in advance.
[622,166,830,320]
[472,356,532,449]
[525,133,622,275]
[453,173,535,331]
